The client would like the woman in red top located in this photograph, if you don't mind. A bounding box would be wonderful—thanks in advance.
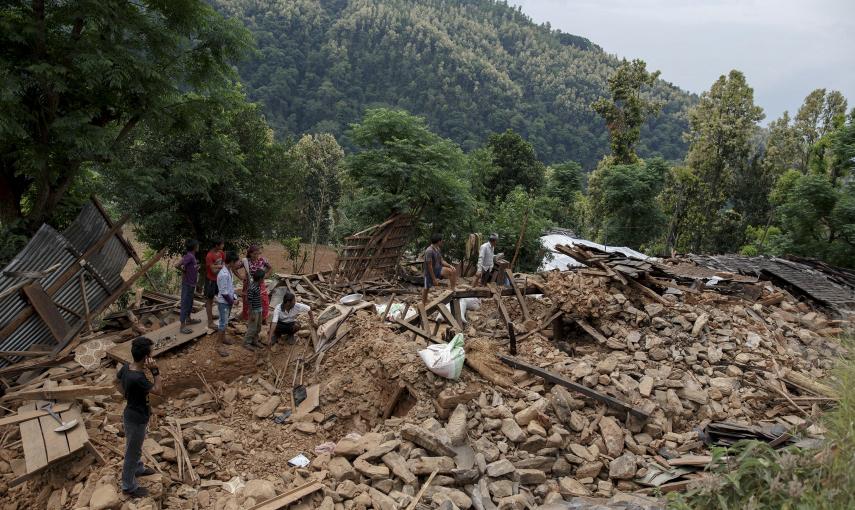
[239,245,271,322]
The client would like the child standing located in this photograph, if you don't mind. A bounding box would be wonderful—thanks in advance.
[243,269,265,350]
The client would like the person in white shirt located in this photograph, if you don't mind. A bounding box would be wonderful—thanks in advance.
[267,291,315,345]
[215,251,241,356]
[474,233,498,286]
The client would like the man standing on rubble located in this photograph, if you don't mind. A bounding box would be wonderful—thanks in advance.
[176,240,202,334]
[204,239,225,329]
[474,233,498,286]
[116,336,162,498]
[215,251,240,357]
[422,233,458,305]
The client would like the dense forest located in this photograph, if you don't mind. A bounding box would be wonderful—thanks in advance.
[1,0,852,273]
[213,0,694,167]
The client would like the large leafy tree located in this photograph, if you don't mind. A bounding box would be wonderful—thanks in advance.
[101,89,296,253]
[0,0,251,230]
[342,108,473,249]
[482,129,546,199]
[591,59,663,164]
[289,133,344,265]
[479,188,554,272]
[587,158,668,250]
[682,70,764,251]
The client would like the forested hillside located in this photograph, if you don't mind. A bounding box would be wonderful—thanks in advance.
[214,0,694,166]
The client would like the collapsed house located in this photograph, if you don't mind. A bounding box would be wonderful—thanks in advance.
[0,209,852,510]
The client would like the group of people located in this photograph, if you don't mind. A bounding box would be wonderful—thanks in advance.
[421,232,500,304]
[117,233,499,499]
[117,241,314,498]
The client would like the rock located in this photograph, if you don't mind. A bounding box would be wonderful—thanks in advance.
[598,416,624,457]
[294,422,317,434]
[243,479,276,501]
[568,443,595,462]
[318,496,335,510]
[489,479,515,498]
[354,458,390,480]
[513,399,547,426]
[609,452,637,480]
[89,484,120,510]
[409,456,456,475]
[519,435,546,453]
[253,396,281,418]
[575,461,603,479]
[517,469,547,485]
[692,313,710,336]
[638,376,654,397]
[486,459,515,477]
[362,440,401,461]
[335,480,359,499]
[222,387,237,403]
[401,424,456,456]
[526,421,546,437]
[381,451,417,485]
[558,477,590,497]
[431,487,472,509]
[334,436,366,457]
[649,346,669,361]
[369,487,398,510]
[567,411,586,432]
[500,418,526,443]
[447,404,469,446]
[328,456,357,482]
[497,493,534,510]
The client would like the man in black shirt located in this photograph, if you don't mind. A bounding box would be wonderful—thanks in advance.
[116,337,163,497]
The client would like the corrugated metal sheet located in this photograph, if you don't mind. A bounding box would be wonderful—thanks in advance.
[0,202,133,367]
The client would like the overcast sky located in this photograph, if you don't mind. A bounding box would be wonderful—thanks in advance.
[512,0,855,123]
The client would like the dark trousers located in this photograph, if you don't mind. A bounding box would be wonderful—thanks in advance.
[121,415,148,492]
[179,283,194,323]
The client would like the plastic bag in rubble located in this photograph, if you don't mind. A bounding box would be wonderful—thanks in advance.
[418,333,465,380]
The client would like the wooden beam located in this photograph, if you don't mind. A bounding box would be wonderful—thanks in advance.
[436,303,462,333]
[396,320,437,342]
[489,284,511,326]
[517,311,563,341]
[0,384,114,403]
[0,403,73,426]
[499,355,650,420]
[574,318,608,343]
[628,278,669,306]
[246,480,324,510]
[78,273,92,334]
[404,290,453,325]
[451,286,540,299]
[504,269,530,321]
[21,283,70,341]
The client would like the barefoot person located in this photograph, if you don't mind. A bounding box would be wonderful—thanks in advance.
[239,245,272,323]
[117,337,162,498]
[204,239,225,329]
[421,233,458,305]
[243,269,265,350]
[215,251,240,356]
[268,291,315,345]
[176,239,201,334]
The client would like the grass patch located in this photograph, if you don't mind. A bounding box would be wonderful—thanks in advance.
[669,335,855,510]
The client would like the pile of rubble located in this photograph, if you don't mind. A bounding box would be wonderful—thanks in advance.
[1,238,851,510]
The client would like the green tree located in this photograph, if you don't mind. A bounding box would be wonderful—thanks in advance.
[587,158,668,249]
[591,59,663,164]
[795,89,848,170]
[683,70,764,251]
[101,89,296,253]
[290,133,344,252]
[0,0,251,231]
[342,108,474,250]
[480,188,554,272]
[545,161,585,232]
[482,129,546,199]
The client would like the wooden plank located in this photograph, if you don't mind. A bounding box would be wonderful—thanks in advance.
[0,403,73,426]
[22,283,70,341]
[396,319,437,342]
[1,384,113,402]
[436,303,462,333]
[380,293,397,322]
[78,273,93,333]
[490,285,511,326]
[499,355,650,420]
[0,350,53,357]
[60,408,88,452]
[39,413,71,462]
[574,319,608,343]
[406,469,439,510]
[418,302,429,329]
[404,290,453,325]
[628,278,670,306]
[247,480,324,510]
[18,404,48,474]
[517,311,563,341]
[450,298,463,327]
[504,269,530,321]
[451,286,540,299]
[106,308,212,365]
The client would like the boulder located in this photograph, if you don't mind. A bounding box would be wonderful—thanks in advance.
[401,424,456,456]
[328,456,357,482]
[243,479,276,501]
[486,458,515,477]
[608,452,637,480]
[500,418,526,443]
[253,396,281,419]
[598,416,624,457]
[447,404,469,446]
[558,477,590,497]
[89,485,120,510]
